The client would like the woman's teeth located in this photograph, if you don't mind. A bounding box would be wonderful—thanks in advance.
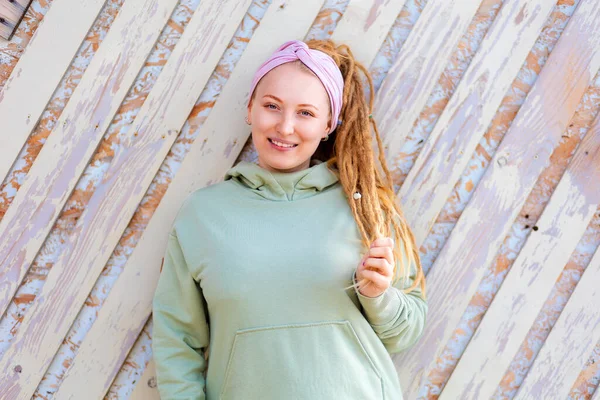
[270,139,297,148]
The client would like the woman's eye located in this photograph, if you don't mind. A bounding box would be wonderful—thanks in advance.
[265,103,277,109]
[300,110,313,117]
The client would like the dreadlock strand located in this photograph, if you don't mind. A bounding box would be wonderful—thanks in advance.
[303,39,426,300]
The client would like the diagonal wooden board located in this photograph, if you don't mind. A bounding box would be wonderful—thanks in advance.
[0,0,33,40]
[329,0,406,67]
[440,87,600,398]
[0,0,182,321]
[0,0,106,182]
[374,0,483,164]
[392,1,600,398]
[592,379,600,400]
[0,0,252,398]
[397,0,557,245]
[55,0,406,397]
[514,243,600,399]
[129,359,160,400]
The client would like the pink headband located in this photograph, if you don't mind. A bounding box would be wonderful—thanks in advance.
[248,40,344,134]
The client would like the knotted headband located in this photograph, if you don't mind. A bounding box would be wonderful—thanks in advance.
[248,40,344,134]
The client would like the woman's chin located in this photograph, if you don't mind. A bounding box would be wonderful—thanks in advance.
[260,157,306,173]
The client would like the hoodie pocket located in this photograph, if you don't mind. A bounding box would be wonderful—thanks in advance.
[219,320,384,399]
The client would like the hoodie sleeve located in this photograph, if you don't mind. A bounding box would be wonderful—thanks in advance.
[352,241,428,354]
[152,231,210,400]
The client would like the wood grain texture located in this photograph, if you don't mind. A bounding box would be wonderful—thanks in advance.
[330,0,406,67]
[0,0,105,182]
[53,1,324,398]
[429,4,592,397]
[392,0,600,397]
[375,0,482,166]
[0,0,182,318]
[0,1,51,91]
[0,0,190,396]
[129,359,160,400]
[515,242,600,399]
[7,0,254,395]
[593,383,600,400]
[441,86,600,399]
[398,0,556,245]
[0,0,32,40]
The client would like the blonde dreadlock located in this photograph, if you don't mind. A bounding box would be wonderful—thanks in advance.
[304,39,426,300]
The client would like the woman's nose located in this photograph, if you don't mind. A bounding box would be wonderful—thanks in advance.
[277,113,295,135]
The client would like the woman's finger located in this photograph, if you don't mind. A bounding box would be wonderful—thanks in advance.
[361,257,392,278]
[370,237,394,249]
[367,246,394,266]
[361,269,389,289]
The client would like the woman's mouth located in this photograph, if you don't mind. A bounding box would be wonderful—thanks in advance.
[268,138,298,151]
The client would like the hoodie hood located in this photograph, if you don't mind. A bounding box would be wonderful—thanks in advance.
[224,159,340,201]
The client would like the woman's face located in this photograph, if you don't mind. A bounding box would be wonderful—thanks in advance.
[247,62,332,173]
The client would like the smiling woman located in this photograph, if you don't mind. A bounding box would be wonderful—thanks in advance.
[247,57,337,173]
[152,39,427,400]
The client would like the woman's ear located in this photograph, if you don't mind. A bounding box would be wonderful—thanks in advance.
[246,100,253,124]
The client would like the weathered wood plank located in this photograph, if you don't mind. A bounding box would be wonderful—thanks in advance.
[397,0,556,245]
[0,0,105,182]
[593,383,600,400]
[0,0,183,319]
[0,0,32,40]
[329,0,406,67]
[0,0,202,396]
[440,98,600,399]
[391,1,600,397]
[53,0,324,398]
[375,0,483,164]
[129,358,160,400]
[515,244,600,399]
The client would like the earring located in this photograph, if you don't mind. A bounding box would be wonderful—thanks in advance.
[245,116,251,125]
[321,134,329,142]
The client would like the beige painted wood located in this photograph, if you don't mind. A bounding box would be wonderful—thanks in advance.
[515,244,600,399]
[375,0,483,165]
[0,0,183,319]
[0,0,182,321]
[391,1,600,397]
[397,0,556,245]
[0,23,9,41]
[0,0,31,40]
[55,0,401,396]
[2,0,254,394]
[54,1,324,398]
[129,359,160,400]
[593,384,600,400]
[440,103,600,399]
[0,0,105,181]
[329,0,406,67]
[0,0,204,397]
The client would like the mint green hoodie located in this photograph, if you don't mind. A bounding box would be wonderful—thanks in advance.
[152,159,428,400]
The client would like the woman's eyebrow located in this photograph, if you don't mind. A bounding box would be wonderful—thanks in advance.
[263,94,319,111]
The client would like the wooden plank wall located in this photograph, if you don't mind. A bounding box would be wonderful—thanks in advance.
[0,0,33,40]
[0,0,598,399]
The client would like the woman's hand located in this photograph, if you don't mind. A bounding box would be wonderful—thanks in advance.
[355,237,394,298]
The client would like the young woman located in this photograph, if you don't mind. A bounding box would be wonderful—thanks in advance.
[152,39,427,400]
